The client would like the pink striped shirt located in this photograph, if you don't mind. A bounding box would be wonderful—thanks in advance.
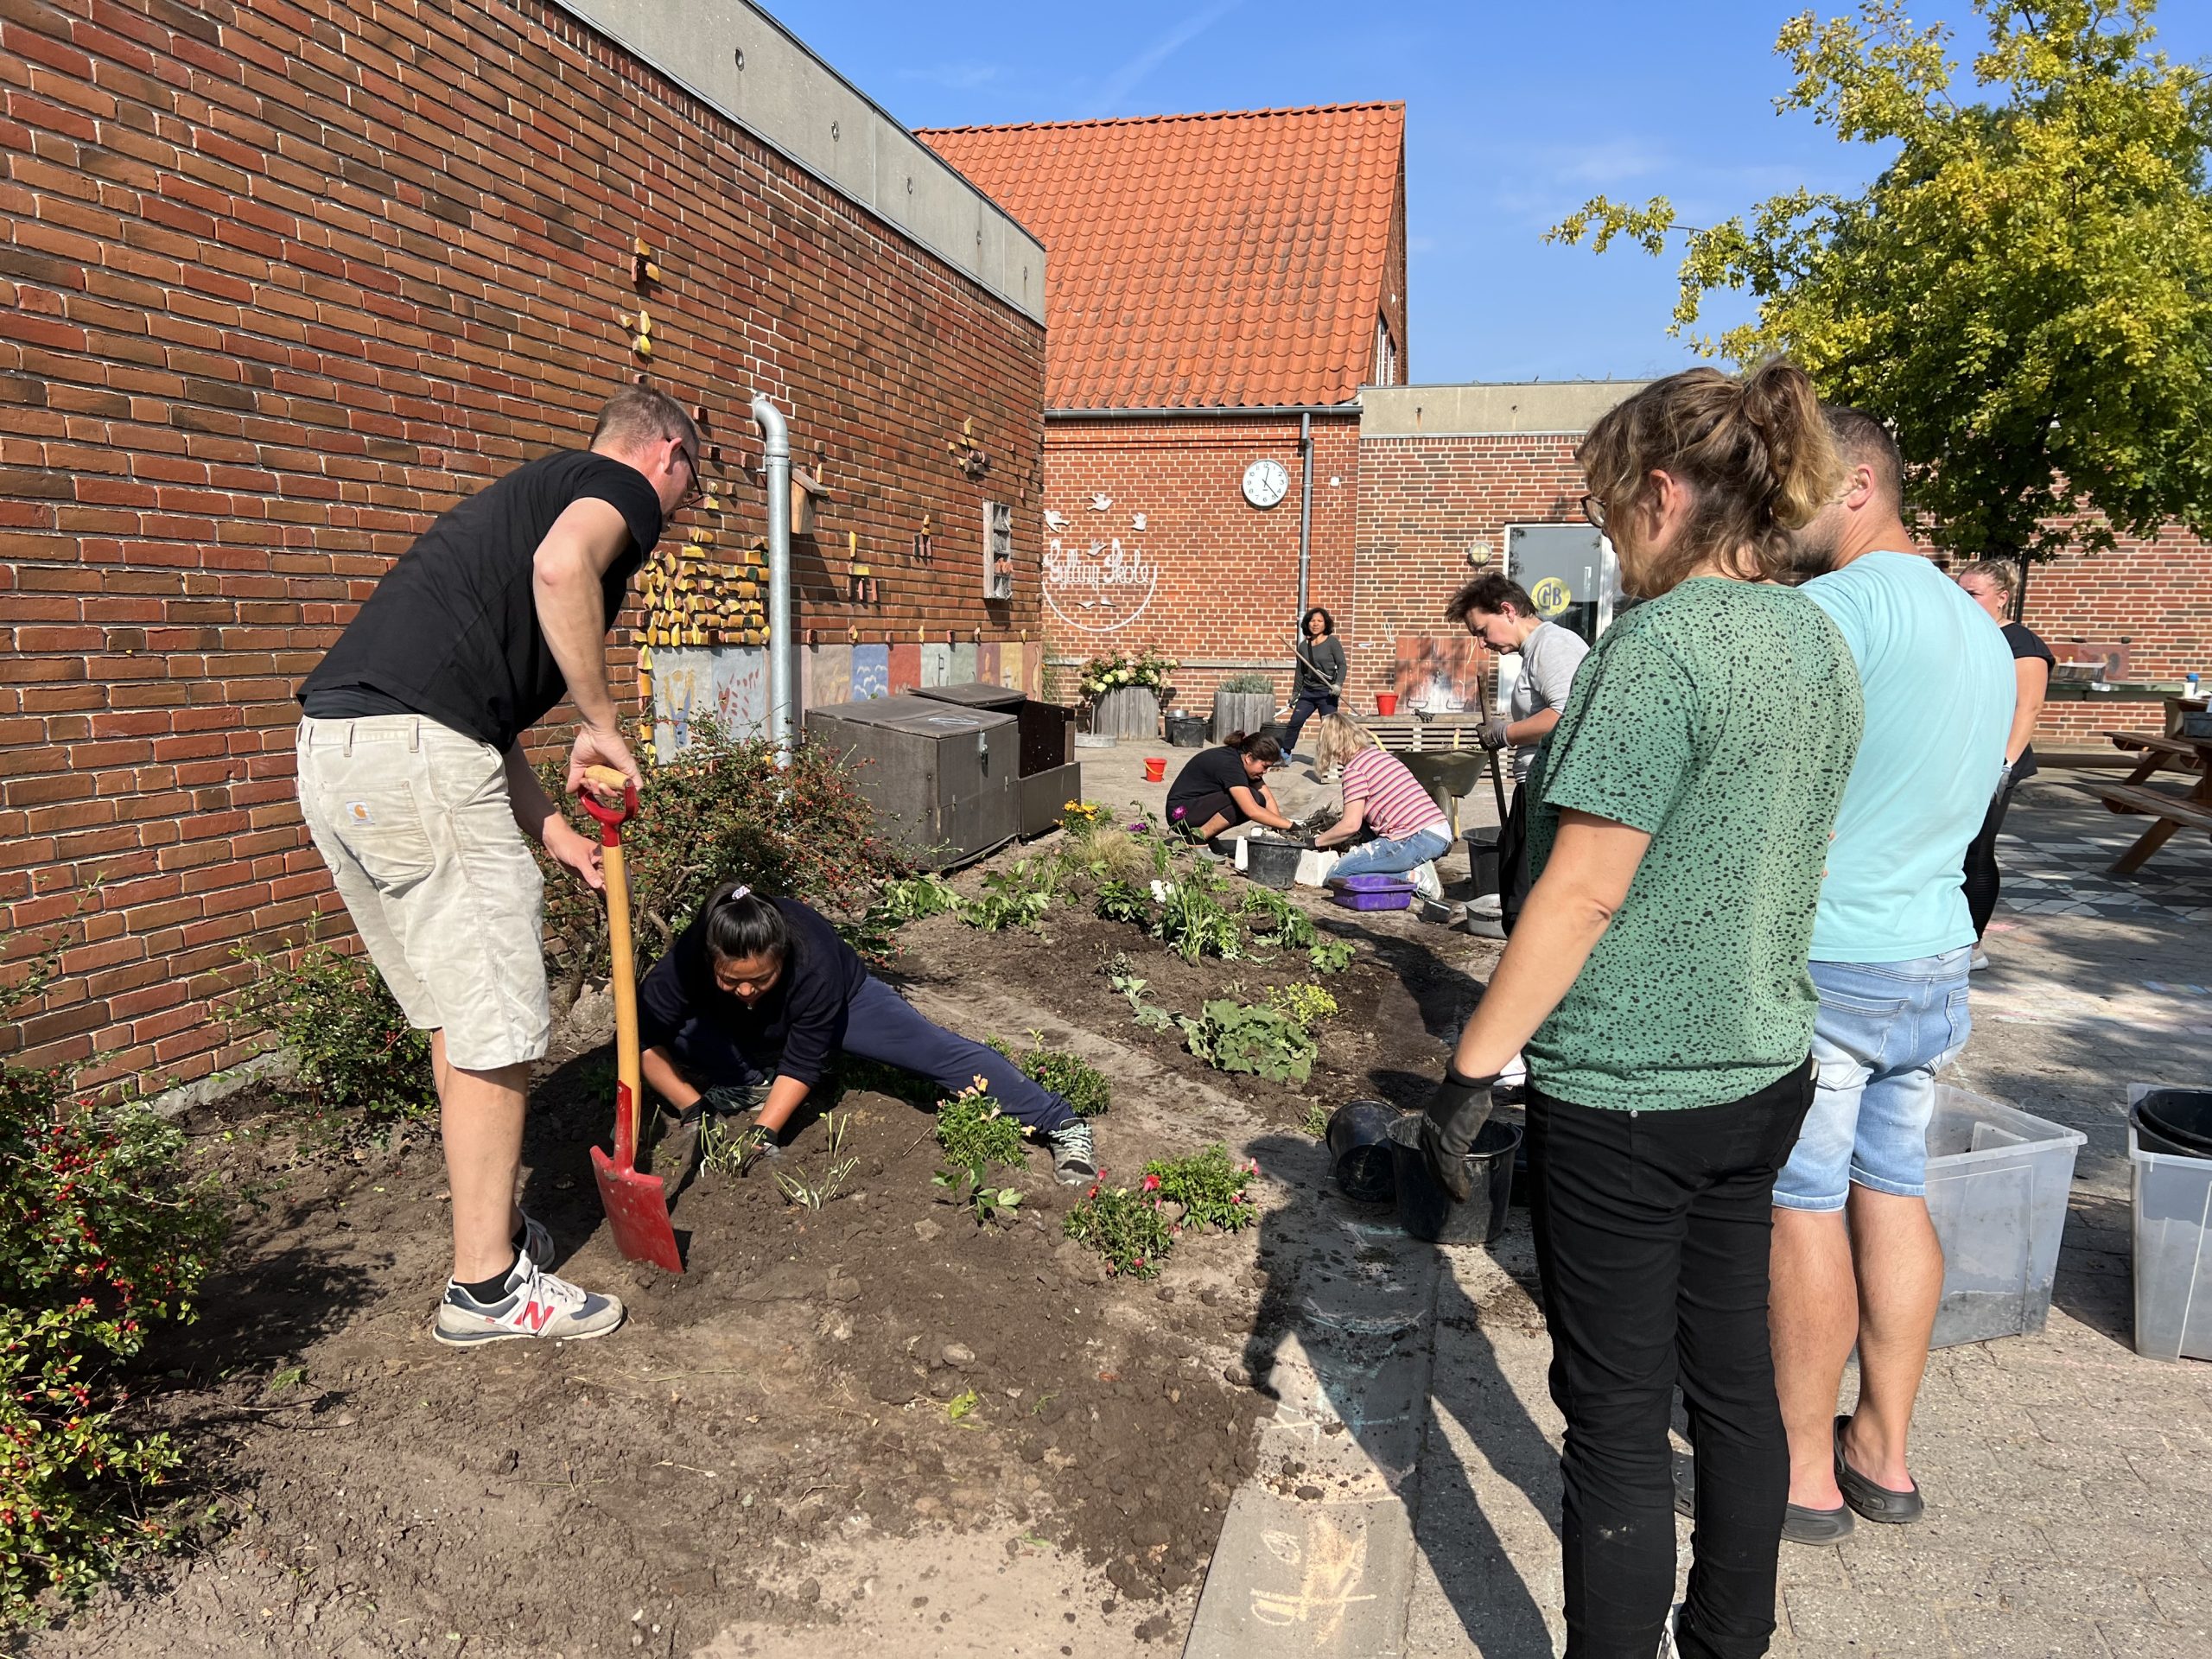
[1341,747,1448,841]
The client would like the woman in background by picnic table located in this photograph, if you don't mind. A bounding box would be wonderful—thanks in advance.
[1306,713,1452,903]
[1955,559,2053,963]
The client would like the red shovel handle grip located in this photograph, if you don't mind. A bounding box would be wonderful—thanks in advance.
[579,766,638,847]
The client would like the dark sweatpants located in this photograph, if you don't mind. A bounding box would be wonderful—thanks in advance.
[1525,1060,1815,1659]
[671,973,1076,1135]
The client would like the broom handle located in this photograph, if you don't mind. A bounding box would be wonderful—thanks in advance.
[582,765,642,1165]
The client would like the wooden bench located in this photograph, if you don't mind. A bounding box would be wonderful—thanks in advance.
[2076,760,2212,873]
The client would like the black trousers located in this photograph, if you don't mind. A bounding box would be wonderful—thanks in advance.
[1496,775,1532,931]
[1961,770,2018,939]
[1283,691,1338,752]
[1525,1060,1815,1659]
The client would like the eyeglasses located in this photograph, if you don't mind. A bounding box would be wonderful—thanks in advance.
[1580,493,1606,532]
[676,444,703,508]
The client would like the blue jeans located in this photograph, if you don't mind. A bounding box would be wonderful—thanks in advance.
[1328,823,1451,880]
[1283,692,1338,753]
[1773,950,1972,1211]
[673,974,1077,1135]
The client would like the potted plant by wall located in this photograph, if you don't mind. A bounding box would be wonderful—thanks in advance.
[1079,648,1176,741]
[1212,671,1277,742]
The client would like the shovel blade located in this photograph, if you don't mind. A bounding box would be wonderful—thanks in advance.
[591,1145,683,1273]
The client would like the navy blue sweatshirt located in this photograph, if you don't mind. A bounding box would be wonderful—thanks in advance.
[637,897,868,1087]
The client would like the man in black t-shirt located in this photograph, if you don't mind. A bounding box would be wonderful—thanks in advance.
[295,385,698,1347]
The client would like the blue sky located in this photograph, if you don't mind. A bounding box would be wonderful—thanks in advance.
[772,0,2211,385]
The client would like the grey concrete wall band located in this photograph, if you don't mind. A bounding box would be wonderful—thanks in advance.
[546,0,1046,323]
[1360,380,1652,439]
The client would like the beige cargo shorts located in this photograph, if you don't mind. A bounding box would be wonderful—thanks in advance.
[295,715,550,1071]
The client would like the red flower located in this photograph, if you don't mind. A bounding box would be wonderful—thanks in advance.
[1141,1173,1161,1192]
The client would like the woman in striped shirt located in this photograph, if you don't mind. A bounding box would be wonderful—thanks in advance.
[1309,714,1452,901]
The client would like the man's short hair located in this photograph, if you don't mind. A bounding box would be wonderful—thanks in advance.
[1823,404,1903,511]
[590,385,697,455]
[1446,572,1537,626]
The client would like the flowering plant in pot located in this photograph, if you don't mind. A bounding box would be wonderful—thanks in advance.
[1077,648,1176,700]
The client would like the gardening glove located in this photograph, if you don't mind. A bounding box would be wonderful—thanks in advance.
[1477,717,1510,752]
[730,1122,783,1177]
[701,1082,769,1118]
[1418,1064,1501,1204]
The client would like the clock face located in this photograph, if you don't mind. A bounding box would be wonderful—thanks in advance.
[1242,458,1289,509]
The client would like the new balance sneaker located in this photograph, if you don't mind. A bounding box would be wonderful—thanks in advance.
[1046,1118,1099,1185]
[1410,861,1445,902]
[433,1252,626,1347]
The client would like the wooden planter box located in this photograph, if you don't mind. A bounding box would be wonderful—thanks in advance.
[1211,689,1274,743]
[1089,684,1160,741]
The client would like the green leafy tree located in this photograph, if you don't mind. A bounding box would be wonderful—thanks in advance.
[1550,0,2212,563]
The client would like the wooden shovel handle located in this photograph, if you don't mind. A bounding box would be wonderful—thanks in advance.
[579,766,644,1158]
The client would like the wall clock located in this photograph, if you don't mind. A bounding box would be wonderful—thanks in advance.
[1242,458,1289,509]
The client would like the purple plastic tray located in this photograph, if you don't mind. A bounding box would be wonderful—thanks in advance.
[1332,885,1414,911]
[1337,874,1414,893]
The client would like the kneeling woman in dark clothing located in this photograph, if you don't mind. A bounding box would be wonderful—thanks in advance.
[638,884,1098,1182]
[1164,730,1297,841]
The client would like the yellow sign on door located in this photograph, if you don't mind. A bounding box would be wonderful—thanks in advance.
[1529,576,1573,619]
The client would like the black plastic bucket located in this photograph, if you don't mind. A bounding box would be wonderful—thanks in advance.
[1325,1099,1402,1203]
[1243,836,1302,890]
[1166,713,1209,747]
[1465,830,1501,898]
[1387,1115,1521,1245]
[2137,1089,2212,1158]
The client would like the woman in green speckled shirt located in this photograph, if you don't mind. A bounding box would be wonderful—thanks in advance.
[1415,362,1865,1659]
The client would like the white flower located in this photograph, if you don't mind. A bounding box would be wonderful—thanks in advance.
[1150,880,1174,901]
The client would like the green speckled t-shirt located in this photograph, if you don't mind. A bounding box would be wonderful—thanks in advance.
[1522,577,1863,1111]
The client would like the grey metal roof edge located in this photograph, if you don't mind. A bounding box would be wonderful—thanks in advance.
[543,0,1046,324]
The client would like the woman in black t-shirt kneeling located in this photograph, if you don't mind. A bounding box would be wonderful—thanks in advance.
[638,884,1098,1183]
[1163,731,1297,842]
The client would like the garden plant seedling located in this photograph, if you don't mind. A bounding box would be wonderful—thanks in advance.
[1141,1146,1259,1232]
[1266,982,1338,1027]
[877,873,962,922]
[959,859,1058,931]
[1306,937,1357,975]
[1062,1184,1176,1279]
[1093,880,1154,927]
[772,1111,859,1211]
[932,1084,1029,1224]
[1151,866,1244,963]
[988,1031,1112,1117]
[1240,886,1318,950]
[1177,999,1318,1084]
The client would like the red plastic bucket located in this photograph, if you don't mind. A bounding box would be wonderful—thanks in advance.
[1376,693,1399,716]
[1142,756,1166,783]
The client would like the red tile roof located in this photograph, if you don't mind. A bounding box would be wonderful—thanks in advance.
[918,103,1404,410]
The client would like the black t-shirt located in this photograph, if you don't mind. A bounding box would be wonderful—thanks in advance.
[299,449,663,751]
[636,898,870,1088]
[2002,621,2056,782]
[1167,746,1258,815]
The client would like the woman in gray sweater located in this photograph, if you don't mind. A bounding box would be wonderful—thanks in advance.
[1285,607,1346,754]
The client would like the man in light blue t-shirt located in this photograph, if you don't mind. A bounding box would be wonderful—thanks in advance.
[1767,409,2013,1547]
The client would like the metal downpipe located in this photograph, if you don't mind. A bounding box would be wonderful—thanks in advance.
[1296,408,1314,622]
[751,393,794,764]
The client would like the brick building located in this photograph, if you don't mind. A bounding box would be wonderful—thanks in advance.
[919,104,1408,713]
[0,0,1051,1086]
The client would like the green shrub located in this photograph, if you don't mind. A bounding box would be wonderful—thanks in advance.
[1094,880,1154,927]
[1298,1102,1331,1139]
[1153,869,1244,963]
[1141,1144,1259,1232]
[932,1084,1029,1224]
[1061,1185,1176,1279]
[1177,999,1317,1084]
[1306,937,1357,975]
[876,874,962,922]
[231,927,434,1125]
[0,926,228,1625]
[1217,671,1275,694]
[538,719,906,997]
[988,1033,1111,1118]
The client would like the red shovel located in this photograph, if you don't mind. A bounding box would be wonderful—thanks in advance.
[581,765,683,1274]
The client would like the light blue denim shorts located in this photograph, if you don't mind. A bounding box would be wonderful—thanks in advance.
[1773,949,1974,1212]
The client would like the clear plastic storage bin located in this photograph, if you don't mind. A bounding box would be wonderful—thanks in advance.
[1923,1086,2088,1349]
[2127,1084,2212,1363]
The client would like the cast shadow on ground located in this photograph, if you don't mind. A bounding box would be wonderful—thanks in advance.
[1239,1130,1560,1655]
[1319,913,1494,1050]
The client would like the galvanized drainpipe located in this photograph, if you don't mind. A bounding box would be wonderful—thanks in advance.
[751,393,794,763]
[1296,410,1314,621]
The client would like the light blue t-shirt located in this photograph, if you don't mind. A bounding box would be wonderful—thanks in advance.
[1802,550,2014,963]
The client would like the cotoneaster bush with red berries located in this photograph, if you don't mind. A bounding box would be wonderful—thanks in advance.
[0,930,227,1625]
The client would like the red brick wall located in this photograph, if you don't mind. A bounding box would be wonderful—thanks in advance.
[1041,413,1359,712]
[0,0,1045,1088]
[1352,432,1586,710]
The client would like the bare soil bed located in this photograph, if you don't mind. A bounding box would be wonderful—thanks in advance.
[29,854,1493,1659]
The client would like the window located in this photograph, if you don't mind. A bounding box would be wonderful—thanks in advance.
[1373,317,1398,387]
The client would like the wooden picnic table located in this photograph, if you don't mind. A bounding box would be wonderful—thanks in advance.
[2079,733,2212,874]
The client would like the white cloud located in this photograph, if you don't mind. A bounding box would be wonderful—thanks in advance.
[1086,0,1242,116]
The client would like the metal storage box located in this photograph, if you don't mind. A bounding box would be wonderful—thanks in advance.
[913,681,1074,778]
[804,695,1017,869]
